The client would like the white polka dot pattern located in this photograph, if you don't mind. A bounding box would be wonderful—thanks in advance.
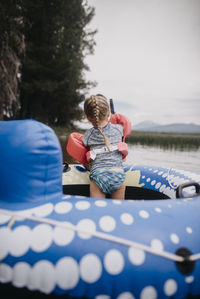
[139,210,149,219]
[140,286,157,299]
[128,247,146,265]
[53,223,75,246]
[151,239,164,252]
[77,219,96,239]
[0,163,200,298]
[164,279,178,296]
[117,292,135,299]
[55,257,79,290]
[80,254,102,283]
[75,201,91,210]
[54,202,72,214]
[170,233,179,244]
[120,213,134,225]
[104,249,124,275]
[99,216,116,232]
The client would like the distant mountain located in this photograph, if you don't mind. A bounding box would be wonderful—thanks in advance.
[133,121,158,131]
[133,121,200,134]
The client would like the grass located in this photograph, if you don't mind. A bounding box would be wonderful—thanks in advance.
[127,131,200,151]
[51,126,200,163]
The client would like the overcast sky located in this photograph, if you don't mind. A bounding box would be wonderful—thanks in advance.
[84,0,200,126]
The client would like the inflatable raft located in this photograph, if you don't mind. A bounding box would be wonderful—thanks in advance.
[0,120,200,299]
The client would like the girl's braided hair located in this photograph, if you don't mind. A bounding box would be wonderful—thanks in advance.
[84,94,111,151]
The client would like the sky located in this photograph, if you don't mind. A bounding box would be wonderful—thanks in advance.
[84,0,200,126]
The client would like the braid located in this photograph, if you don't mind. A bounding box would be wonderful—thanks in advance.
[84,95,111,152]
[92,95,99,129]
[98,127,111,152]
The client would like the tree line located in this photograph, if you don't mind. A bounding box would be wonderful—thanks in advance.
[0,0,96,126]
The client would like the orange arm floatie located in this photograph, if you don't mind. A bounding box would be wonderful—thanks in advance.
[67,133,129,164]
[66,132,88,164]
[109,113,132,141]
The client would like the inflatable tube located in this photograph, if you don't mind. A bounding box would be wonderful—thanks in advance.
[1,120,200,299]
[0,120,62,203]
[63,163,200,199]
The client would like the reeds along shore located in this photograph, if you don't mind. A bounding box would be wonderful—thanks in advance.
[127,130,200,151]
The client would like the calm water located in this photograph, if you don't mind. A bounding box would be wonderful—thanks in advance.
[126,144,200,173]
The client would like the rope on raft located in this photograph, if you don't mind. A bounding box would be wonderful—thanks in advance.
[1,208,199,263]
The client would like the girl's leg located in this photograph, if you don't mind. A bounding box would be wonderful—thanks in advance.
[111,181,126,200]
[90,181,106,198]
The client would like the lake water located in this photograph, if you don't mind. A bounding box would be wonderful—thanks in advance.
[126,144,200,173]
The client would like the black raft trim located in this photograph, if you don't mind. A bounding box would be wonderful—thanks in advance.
[62,185,170,200]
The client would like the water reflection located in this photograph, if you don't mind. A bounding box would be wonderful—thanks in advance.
[126,144,200,173]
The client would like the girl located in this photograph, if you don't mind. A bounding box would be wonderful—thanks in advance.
[82,94,126,200]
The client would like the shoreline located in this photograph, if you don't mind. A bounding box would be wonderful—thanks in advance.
[52,126,200,163]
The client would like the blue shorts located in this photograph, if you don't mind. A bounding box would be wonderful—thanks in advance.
[89,170,126,195]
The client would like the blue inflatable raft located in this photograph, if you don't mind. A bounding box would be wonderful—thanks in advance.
[0,120,200,299]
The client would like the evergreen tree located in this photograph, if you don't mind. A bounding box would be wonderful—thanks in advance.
[0,0,25,120]
[20,0,96,126]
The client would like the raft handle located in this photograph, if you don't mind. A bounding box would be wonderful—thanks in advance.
[176,181,200,198]
[63,162,71,173]
[176,248,195,274]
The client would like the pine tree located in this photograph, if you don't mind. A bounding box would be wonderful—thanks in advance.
[0,0,25,120]
[20,0,96,126]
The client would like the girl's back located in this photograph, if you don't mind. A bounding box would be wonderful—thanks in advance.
[82,122,124,173]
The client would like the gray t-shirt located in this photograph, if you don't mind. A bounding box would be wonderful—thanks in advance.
[82,122,124,173]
